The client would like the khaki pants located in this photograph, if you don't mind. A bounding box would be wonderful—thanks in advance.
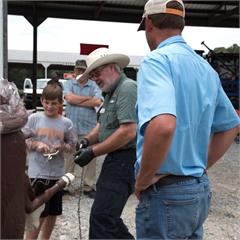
[64,135,96,192]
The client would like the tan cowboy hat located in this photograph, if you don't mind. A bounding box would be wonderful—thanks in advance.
[80,48,130,81]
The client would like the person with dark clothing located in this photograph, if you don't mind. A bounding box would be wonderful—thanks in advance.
[75,48,137,239]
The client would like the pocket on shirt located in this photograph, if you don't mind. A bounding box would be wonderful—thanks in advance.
[105,108,119,129]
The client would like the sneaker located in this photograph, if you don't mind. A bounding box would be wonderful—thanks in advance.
[83,189,96,199]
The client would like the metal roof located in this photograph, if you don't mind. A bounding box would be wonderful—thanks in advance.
[8,49,143,68]
[8,0,239,28]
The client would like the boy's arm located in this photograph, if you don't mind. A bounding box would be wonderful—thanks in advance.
[26,138,38,150]
[61,124,78,153]
[26,139,50,153]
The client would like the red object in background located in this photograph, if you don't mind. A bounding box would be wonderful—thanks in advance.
[80,43,109,55]
[63,73,75,79]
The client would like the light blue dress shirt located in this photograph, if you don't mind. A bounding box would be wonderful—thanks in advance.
[135,36,240,177]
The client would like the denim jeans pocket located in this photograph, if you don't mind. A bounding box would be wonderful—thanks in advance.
[135,195,151,236]
[136,197,150,213]
[164,197,199,239]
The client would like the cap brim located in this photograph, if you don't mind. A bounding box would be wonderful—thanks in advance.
[137,18,145,31]
[75,66,87,70]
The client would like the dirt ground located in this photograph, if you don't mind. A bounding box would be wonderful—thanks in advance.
[51,143,239,240]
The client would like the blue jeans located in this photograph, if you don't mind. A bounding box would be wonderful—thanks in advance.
[135,174,211,239]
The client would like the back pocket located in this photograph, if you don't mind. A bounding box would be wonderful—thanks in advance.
[164,197,199,239]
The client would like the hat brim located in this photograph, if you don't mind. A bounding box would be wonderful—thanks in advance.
[80,54,130,81]
[137,18,145,31]
[75,66,87,70]
[76,74,83,80]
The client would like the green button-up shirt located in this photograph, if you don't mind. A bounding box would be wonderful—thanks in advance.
[98,73,137,149]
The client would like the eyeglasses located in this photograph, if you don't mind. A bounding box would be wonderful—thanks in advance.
[89,64,108,79]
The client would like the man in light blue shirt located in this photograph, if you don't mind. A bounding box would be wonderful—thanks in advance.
[135,0,240,239]
[64,60,102,198]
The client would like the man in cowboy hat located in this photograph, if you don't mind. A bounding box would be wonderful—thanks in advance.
[64,59,102,198]
[74,48,137,239]
[135,0,240,239]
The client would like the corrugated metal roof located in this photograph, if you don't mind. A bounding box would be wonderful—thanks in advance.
[8,49,143,68]
[8,0,239,28]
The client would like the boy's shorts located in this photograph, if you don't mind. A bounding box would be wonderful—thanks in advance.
[30,178,63,217]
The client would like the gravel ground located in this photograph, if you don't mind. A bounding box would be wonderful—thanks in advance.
[51,143,239,240]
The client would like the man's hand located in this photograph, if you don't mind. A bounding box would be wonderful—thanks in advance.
[134,179,149,200]
[64,93,76,103]
[76,138,90,150]
[74,148,95,167]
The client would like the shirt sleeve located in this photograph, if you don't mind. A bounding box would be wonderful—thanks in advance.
[63,79,73,95]
[64,118,78,146]
[22,113,36,138]
[117,80,137,124]
[211,86,240,132]
[137,55,176,135]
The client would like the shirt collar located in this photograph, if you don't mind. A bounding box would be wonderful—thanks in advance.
[157,35,186,49]
[73,79,91,87]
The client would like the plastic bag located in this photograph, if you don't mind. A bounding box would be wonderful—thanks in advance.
[0,78,28,134]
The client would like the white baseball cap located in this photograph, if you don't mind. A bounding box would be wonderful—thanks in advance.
[138,0,185,31]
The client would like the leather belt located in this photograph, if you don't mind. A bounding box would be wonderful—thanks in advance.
[110,148,136,155]
[154,175,200,187]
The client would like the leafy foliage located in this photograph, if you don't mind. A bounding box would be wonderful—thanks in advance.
[214,44,239,54]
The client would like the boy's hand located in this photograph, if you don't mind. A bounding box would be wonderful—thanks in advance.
[36,142,50,154]
[51,144,62,152]
[52,144,72,153]
[74,148,95,167]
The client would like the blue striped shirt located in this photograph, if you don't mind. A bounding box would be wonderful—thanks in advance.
[64,79,102,135]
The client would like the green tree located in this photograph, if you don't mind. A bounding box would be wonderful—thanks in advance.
[214,44,240,54]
